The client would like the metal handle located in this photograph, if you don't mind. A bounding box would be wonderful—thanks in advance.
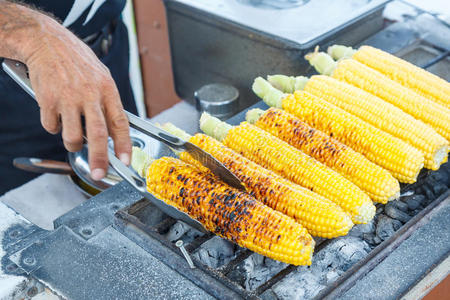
[13,157,75,175]
[125,112,185,149]
[107,150,147,193]
[2,59,35,98]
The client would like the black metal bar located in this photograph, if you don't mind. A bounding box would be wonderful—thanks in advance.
[420,50,450,69]
[255,265,297,295]
[220,250,253,275]
[153,217,177,233]
[315,190,450,300]
[124,198,149,215]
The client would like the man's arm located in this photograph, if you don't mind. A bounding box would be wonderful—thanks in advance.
[0,1,131,180]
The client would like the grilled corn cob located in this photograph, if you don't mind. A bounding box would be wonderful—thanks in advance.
[145,156,315,265]
[305,51,450,140]
[200,113,375,224]
[252,77,424,183]
[267,74,448,170]
[328,45,450,110]
[161,123,354,238]
[246,107,400,203]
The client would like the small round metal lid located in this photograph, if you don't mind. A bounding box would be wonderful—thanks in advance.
[195,83,239,118]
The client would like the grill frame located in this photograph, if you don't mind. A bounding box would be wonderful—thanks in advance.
[2,10,450,300]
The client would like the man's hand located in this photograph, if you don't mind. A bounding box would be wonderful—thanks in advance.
[0,1,131,180]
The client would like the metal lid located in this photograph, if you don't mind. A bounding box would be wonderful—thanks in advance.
[195,83,239,118]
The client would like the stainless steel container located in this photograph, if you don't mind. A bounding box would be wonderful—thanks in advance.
[165,0,390,110]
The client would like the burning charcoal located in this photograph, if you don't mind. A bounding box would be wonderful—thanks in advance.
[362,232,377,245]
[310,250,335,277]
[193,236,236,268]
[312,236,370,274]
[376,215,396,241]
[193,248,216,268]
[373,236,382,244]
[244,265,271,290]
[272,270,324,300]
[264,256,287,271]
[422,185,435,202]
[243,254,287,290]
[414,186,424,196]
[165,221,190,242]
[226,263,247,287]
[259,289,279,300]
[392,219,402,231]
[429,171,448,185]
[252,253,265,266]
[432,184,447,197]
[385,200,408,212]
[376,206,384,215]
[384,204,412,223]
[338,239,370,272]
[274,237,370,299]
[181,227,204,244]
[402,195,425,211]
[348,220,375,238]
[412,209,422,215]
[325,270,340,285]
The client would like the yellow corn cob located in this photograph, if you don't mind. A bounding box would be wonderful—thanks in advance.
[252,77,424,183]
[200,113,376,224]
[299,75,448,170]
[146,156,314,265]
[305,51,450,140]
[161,124,353,238]
[246,107,400,203]
[328,45,450,110]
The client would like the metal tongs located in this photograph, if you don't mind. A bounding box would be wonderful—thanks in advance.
[2,59,244,233]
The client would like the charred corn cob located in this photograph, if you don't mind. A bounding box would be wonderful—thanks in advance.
[252,77,424,183]
[200,113,376,224]
[161,123,354,238]
[305,51,450,140]
[246,107,400,203]
[328,45,450,110]
[267,74,448,170]
[146,156,314,265]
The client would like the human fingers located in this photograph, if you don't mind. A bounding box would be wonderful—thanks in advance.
[60,106,83,152]
[103,83,131,165]
[84,103,109,180]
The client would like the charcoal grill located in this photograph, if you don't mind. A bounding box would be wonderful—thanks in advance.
[1,3,450,300]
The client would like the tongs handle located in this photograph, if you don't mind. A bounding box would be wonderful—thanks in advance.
[125,112,186,150]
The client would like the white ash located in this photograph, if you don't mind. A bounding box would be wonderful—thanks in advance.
[242,254,287,290]
[165,221,190,242]
[0,202,29,299]
[272,266,325,300]
[192,236,239,269]
[272,236,370,300]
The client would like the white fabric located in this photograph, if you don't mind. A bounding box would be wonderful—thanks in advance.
[62,0,107,27]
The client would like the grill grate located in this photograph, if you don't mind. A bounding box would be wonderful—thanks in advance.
[114,159,448,298]
[112,25,450,300]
